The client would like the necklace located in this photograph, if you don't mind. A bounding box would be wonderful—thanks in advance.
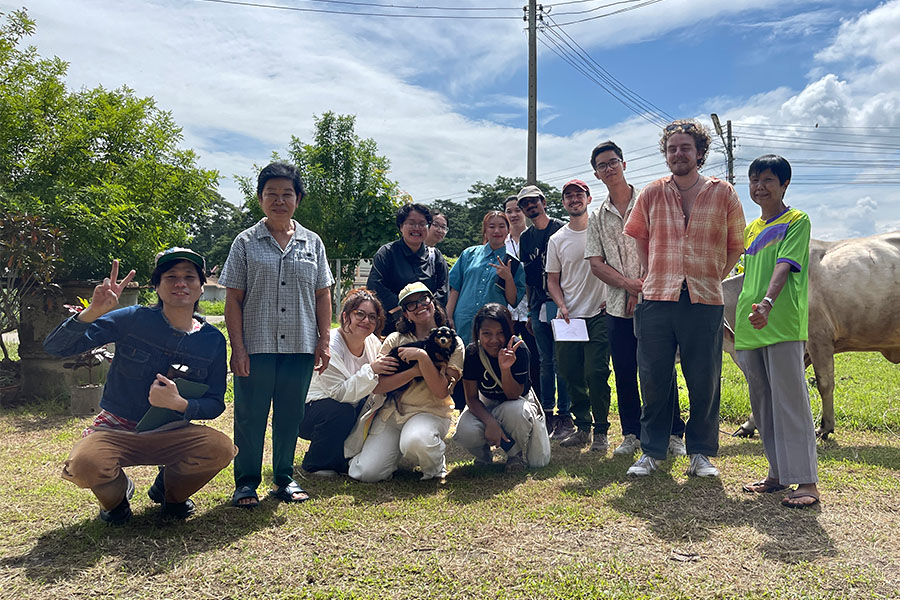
[675,175,702,192]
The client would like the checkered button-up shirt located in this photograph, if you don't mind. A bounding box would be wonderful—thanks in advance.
[584,186,642,319]
[623,176,745,306]
[219,219,334,355]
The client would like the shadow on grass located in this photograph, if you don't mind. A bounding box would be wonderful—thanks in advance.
[604,471,836,564]
[1,500,281,583]
[1,397,80,433]
[721,436,900,472]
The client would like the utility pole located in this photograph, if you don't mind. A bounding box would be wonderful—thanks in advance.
[525,1,542,184]
[710,113,734,185]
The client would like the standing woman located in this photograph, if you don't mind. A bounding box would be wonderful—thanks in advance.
[446,211,525,347]
[453,304,551,471]
[219,162,334,508]
[347,282,464,482]
[367,203,450,335]
[424,211,449,248]
[300,289,398,475]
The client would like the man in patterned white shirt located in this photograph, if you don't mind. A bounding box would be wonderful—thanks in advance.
[584,140,686,459]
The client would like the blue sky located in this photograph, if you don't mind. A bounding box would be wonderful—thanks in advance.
[11,0,900,240]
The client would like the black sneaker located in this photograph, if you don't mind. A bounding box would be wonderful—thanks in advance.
[148,466,165,504]
[99,476,134,525]
[161,498,196,519]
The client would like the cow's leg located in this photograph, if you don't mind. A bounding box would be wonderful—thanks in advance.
[808,340,836,439]
[732,416,757,438]
[726,347,757,437]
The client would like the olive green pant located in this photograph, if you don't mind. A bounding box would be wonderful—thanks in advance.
[555,312,612,434]
[233,353,314,490]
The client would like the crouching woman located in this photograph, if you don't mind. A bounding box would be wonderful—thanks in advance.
[453,303,551,471]
[300,289,398,475]
[43,250,235,524]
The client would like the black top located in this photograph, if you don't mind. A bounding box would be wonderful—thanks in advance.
[462,341,530,403]
[518,218,566,312]
[366,239,450,334]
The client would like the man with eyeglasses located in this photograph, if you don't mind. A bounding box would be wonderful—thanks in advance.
[584,140,687,459]
[516,185,572,439]
[622,120,745,478]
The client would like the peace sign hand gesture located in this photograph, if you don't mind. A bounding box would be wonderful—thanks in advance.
[498,337,524,371]
[490,256,513,282]
[79,260,136,323]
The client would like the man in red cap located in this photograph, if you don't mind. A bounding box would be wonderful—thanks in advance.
[545,180,612,452]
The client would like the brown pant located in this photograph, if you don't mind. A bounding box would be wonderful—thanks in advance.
[62,425,236,509]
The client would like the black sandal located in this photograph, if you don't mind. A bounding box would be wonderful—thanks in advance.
[231,485,259,509]
[269,480,310,503]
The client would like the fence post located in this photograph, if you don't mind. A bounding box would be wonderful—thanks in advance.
[333,258,342,316]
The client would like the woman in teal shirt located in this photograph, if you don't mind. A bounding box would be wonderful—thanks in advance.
[446,211,525,346]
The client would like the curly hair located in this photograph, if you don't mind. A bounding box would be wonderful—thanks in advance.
[339,288,386,334]
[395,295,449,335]
[659,119,712,168]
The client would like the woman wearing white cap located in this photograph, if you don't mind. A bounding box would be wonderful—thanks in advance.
[346,282,464,482]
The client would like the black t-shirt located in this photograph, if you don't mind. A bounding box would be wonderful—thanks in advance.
[462,341,530,403]
[518,218,565,312]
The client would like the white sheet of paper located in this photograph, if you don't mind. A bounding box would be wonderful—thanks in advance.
[551,318,589,342]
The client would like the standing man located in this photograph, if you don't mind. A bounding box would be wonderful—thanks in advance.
[584,140,686,457]
[517,185,573,439]
[504,195,541,406]
[545,180,612,451]
[623,120,745,477]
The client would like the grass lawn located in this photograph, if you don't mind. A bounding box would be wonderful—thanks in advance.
[1,352,898,599]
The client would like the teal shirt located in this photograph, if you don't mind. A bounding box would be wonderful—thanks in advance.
[735,208,810,350]
[449,243,525,345]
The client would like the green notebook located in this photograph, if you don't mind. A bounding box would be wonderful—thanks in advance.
[136,378,209,432]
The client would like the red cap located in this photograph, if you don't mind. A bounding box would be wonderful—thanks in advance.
[562,179,590,195]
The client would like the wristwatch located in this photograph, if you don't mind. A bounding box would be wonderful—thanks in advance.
[761,296,775,307]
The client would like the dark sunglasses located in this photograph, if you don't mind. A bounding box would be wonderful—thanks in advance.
[402,295,433,312]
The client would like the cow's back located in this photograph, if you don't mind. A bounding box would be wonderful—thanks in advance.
[809,231,900,355]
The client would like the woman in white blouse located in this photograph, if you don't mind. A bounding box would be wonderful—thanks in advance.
[300,289,398,475]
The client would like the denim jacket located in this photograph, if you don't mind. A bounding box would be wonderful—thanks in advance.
[43,305,227,423]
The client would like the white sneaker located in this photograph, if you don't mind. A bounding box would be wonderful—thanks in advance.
[613,434,641,456]
[687,454,719,477]
[668,435,687,456]
[626,454,659,476]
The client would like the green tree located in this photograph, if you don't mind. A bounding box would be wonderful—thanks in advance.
[189,192,248,273]
[0,9,218,281]
[237,112,401,281]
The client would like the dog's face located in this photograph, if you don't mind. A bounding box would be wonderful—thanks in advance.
[429,326,456,350]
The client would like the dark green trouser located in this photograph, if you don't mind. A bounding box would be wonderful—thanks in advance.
[233,353,314,489]
[555,312,612,434]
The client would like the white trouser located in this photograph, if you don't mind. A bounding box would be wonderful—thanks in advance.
[348,411,450,482]
[454,396,551,468]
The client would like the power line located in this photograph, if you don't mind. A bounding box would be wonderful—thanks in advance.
[289,0,515,9]
[551,0,647,17]
[191,0,520,18]
[543,0,665,27]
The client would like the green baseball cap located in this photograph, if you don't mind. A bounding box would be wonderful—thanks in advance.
[155,247,206,271]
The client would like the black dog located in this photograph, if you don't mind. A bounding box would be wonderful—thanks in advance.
[386,326,458,398]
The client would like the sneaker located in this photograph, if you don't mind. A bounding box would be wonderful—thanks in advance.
[687,454,719,477]
[626,454,659,476]
[590,433,609,452]
[99,476,134,525]
[668,435,687,457]
[613,433,641,456]
[551,415,576,441]
[161,498,196,519]
[559,429,591,448]
[544,412,557,436]
[306,469,339,477]
[504,454,526,473]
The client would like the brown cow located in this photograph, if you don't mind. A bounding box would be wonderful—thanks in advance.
[723,231,900,439]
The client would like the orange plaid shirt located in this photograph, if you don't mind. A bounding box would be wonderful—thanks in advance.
[623,176,745,305]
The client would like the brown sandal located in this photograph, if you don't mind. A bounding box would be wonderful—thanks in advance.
[742,479,787,494]
[781,490,820,508]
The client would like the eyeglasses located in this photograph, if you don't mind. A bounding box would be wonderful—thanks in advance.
[664,121,698,133]
[431,224,448,232]
[350,309,378,323]
[594,157,622,172]
[402,295,433,312]
[403,220,429,230]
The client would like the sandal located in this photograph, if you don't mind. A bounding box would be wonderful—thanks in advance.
[231,485,259,509]
[782,490,820,509]
[269,480,310,503]
[742,479,787,494]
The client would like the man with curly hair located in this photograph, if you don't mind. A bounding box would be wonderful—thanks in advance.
[622,120,745,477]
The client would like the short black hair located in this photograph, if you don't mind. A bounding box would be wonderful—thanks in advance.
[472,303,514,345]
[395,203,433,231]
[257,162,306,201]
[590,140,624,169]
[150,259,206,312]
[748,154,792,185]
[504,195,519,209]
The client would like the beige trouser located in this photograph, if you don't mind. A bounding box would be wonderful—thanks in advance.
[62,425,236,509]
